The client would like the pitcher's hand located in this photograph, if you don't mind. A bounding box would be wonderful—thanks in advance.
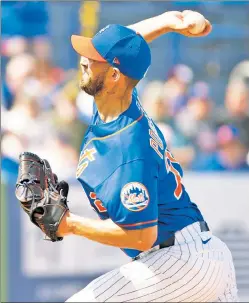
[164,10,212,37]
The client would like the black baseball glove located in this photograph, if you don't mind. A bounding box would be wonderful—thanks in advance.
[15,152,69,242]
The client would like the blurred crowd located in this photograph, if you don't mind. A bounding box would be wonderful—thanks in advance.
[2,49,249,178]
[141,66,249,171]
[1,47,89,180]
[1,3,249,181]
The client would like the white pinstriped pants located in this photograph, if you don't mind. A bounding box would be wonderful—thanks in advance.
[66,222,239,302]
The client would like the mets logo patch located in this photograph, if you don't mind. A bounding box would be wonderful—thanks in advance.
[120,182,150,212]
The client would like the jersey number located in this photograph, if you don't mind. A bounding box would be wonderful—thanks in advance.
[90,192,107,213]
[94,200,107,212]
[147,121,183,199]
[165,150,183,199]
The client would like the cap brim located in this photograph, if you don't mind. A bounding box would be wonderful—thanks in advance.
[71,35,106,62]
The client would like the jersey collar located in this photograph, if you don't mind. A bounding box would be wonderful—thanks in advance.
[91,90,142,137]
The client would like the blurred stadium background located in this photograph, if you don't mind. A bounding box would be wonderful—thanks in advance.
[1,1,249,302]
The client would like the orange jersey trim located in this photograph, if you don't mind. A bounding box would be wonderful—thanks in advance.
[83,113,144,150]
[118,219,158,228]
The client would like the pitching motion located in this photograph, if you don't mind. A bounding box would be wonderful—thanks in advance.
[16,9,239,302]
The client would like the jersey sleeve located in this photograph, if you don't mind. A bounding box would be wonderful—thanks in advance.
[96,159,158,230]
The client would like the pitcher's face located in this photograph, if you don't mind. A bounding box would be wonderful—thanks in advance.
[80,56,110,96]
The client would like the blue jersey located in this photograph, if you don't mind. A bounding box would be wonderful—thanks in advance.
[76,89,204,258]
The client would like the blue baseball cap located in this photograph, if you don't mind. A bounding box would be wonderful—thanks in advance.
[71,24,151,80]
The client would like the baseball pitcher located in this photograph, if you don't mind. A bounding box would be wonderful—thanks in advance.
[15,10,239,302]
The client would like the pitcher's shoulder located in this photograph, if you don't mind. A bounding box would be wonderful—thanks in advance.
[120,116,162,163]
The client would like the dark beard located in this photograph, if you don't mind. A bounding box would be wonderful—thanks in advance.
[80,76,104,96]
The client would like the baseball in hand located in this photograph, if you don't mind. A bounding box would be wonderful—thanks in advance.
[183,11,206,34]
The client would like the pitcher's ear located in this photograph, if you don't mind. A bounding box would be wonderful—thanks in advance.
[112,67,121,81]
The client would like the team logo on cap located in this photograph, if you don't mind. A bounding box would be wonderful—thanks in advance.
[120,182,150,212]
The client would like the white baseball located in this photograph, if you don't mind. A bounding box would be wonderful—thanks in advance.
[183,11,206,34]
